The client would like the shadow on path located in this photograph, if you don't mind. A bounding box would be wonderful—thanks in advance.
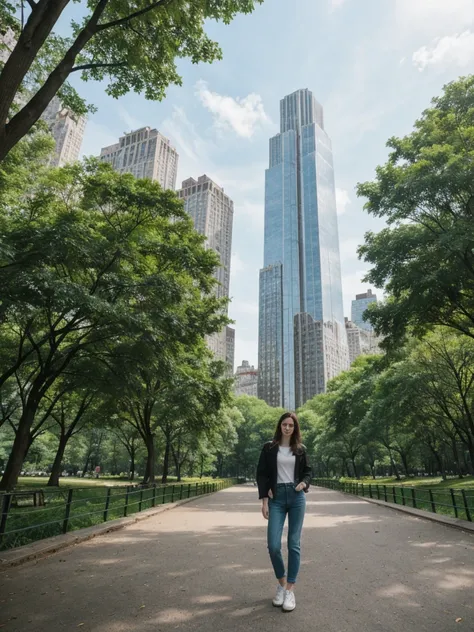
[1,486,473,632]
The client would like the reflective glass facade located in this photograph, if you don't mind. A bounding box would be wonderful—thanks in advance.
[351,290,377,332]
[258,89,348,409]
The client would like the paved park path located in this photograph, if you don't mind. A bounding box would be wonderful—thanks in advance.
[1,486,474,631]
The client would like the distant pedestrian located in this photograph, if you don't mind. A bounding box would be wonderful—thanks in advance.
[256,412,312,612]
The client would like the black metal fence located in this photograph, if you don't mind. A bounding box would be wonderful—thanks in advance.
[312,478,473,522]
[0,479,236,551]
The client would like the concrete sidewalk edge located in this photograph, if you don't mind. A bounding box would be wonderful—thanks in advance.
[357,494,474,534]
[0,492,215,569]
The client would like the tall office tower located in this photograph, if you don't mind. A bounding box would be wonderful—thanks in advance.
[177,175,234,363]
[258,89,349,409]
[42,97,86,167]
[226,326,235,375]
[100,127,178,190]
[351,289,377,332]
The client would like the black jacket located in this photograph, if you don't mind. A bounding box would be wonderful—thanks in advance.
[256,441,312,500]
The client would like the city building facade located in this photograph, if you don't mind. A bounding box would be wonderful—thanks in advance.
[345,318,381,364]
[42,97,86,167]
[177,175,234,363]
[258,89,349,409]
[351,289,377,332]
[100,127,178,190]
[226,326,235,375]
[234,361,258,397]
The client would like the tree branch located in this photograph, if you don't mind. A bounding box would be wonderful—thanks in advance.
[25,0,37,8]
[97,0,173,32]
[71,61,127,73]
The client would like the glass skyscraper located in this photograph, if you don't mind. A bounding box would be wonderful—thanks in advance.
[258,89,349,409]
[351,289,377,332]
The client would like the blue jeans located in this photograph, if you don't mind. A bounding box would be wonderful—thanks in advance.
[267,483,306,584]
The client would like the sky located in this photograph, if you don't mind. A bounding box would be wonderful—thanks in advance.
[69,0,474,369]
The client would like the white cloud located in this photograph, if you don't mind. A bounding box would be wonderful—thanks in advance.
[195,80,270,138]
[336,188,351,216]
[116,104,144,132]
[395,0,474,36]
[329,0,347,10]
[412,30,474,71]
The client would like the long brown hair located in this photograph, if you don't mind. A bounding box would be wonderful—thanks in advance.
[273,412,303,454]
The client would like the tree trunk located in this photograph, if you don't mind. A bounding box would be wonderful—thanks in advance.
[82,451,91,477]
[47,431,69,486]
[0,404,36,490]
[351,457,359,479]
[161,435,170,484]
[176,461,181,482]
[129,448,136,481]
[389,453,401,480]
[451,439,463,478]
[144,434,155,484]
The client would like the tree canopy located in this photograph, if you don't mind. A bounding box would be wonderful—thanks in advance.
[0,0,263,161]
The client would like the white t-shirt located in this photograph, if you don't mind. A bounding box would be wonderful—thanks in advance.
[277,446,296,484]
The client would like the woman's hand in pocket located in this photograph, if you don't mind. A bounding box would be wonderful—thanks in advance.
[268,489,273,499]
[295,482,305,492]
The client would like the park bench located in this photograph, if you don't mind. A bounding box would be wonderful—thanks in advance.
[9,489,45,508]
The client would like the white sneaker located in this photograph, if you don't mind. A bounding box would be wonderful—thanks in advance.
[272,584,286,607]
[282,589,296,612]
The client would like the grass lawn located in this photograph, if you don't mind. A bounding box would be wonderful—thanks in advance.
[342,476,474,490]
[323,476,474,523]
[0,478,231,551]
[14,475,217,489]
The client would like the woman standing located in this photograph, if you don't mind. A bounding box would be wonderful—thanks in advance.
[256,412,312,612]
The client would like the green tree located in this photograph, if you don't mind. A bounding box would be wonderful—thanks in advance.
[357,76,474,349]
[0,161,225,489]
[0,0,263,161]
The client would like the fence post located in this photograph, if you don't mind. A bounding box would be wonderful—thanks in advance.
[124,486,130,517]
[162,485,166,505]
[188,483,191,499]
[384,486,388,502]
[0,493,13,540]
[63,489,74,534]
[411,488,417,509]
[171,485,175,502]
[449,489,458,518]
[392,486,397,504]
[401,487,406,506]
[461,489,472,522]
[103,488,112,523]
[429,489,436,513]
[376,485,380,500]
[179,485,184,500]
[138,488,144,512]
[369,484,373,499]
[152,485,157,508]
[195,482,198,497]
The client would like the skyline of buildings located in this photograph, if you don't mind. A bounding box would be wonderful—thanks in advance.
[178,175,234,364]
[258,88,349,409]
[0,39,376,379]
[99,127,178,190]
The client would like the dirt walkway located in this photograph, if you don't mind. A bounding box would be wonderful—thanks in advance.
[1,486,473,631]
